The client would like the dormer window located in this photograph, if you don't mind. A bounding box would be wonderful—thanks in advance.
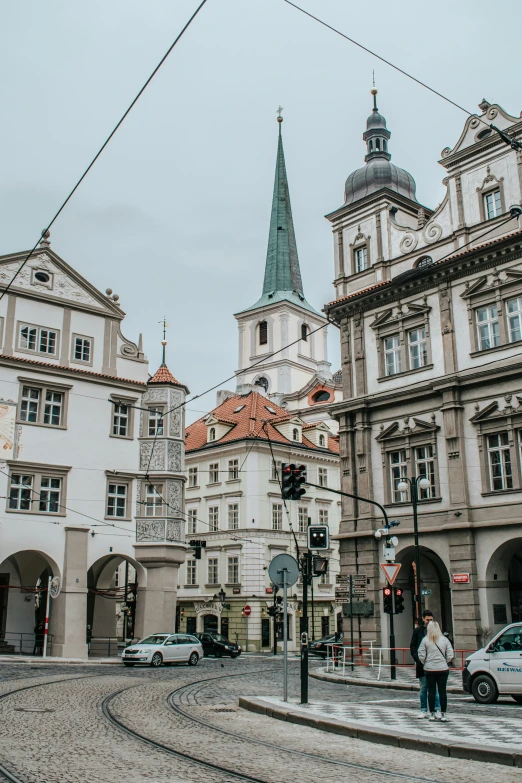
[259,320,268,345]
[301,324,308,341]
[209,427,216,441]
[312,390,331,403]
[293,428,299,441]
[319,434,326,447]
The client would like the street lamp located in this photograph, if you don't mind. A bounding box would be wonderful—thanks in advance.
[396,476,431,625]
[215,588,226,607]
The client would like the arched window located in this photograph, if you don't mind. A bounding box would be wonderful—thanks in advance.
[313,390,331,403]
[319,434,325,447]
[301,323,308,341]
[369,140,373,151]
[209,427,216,441]
[259,321,268,346]
[383,140,387,151]
[293,428,299,441]
[416,255,433,268]
[255,376,269,392]
[376,138,380,150]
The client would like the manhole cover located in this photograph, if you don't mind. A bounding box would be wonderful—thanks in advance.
[14,707,54,713]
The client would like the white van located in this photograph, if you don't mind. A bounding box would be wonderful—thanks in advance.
[463,622,522,704]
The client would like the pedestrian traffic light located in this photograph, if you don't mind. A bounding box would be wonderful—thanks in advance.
[307,525,329,550]
[394,587,405,615]
[281,463,307,500]
[281,463,294,499]
[312,556,329,576]
[383,586,393,614]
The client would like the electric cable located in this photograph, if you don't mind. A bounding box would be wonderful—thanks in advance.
[0,0,209,304]
[282,0,522,148]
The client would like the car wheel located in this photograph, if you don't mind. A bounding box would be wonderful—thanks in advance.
[188,652,199,666]
[123,662,135,667]
[512,694,522,704]
[471,674,498,704]
[150,652,163,668]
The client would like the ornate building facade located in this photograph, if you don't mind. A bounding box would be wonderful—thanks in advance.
[326,93,522,652]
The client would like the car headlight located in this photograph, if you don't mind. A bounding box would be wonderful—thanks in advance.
[464,660,470,668]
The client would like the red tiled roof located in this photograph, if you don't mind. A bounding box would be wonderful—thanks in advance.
[0,352,146,385]
[148,363,187,389]
[327,229,522,308]
[186,391,339,455]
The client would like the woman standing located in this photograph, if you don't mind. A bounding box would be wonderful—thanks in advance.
[417,620,454,722]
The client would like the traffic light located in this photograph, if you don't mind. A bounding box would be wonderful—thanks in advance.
[394,587,405,615]
[307,525,329,550]
[281,463,307,500]
[281,463,294,499]
[189,540,206,560]
[312,556,329,576]
[383,586,393,614]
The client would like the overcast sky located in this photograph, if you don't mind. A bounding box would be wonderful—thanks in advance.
[1,1,520,422]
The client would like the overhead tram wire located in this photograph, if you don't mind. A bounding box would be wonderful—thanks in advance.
[0,0,210,304]
[282,0,522,149]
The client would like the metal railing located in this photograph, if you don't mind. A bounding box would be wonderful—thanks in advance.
[0,632,54,656]
[325,644,473,678]
[88,637,137,658]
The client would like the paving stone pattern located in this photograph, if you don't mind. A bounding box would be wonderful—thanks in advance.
[0,659,520,783]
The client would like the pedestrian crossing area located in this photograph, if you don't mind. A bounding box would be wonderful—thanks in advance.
[262,697,522,751]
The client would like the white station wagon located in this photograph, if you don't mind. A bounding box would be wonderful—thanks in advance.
[121,633,203,668]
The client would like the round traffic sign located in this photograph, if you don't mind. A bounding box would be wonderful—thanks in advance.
[243,605,251,616]
[268,553,299,588]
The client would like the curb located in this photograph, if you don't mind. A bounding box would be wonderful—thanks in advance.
[239,697,522,767]
[0,656,121,666]
[310,669,461,694]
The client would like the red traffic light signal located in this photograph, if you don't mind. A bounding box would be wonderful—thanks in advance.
[394,587,405,615]
[383,586,393,614]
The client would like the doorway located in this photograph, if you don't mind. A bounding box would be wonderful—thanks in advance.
[203,614,218,633]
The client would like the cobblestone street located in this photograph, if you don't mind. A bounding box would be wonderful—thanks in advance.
[0,657,521,783]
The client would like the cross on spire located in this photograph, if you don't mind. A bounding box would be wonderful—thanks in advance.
[158,317,169,365]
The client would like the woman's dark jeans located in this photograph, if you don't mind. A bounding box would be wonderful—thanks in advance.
[425,669,449,713]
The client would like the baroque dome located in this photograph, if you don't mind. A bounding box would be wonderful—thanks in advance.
[344,90,418,206]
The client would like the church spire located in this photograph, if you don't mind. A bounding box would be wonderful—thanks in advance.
[262,112,303,297]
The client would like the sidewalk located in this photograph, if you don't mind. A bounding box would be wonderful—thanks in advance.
[0,655,120,665]
[240,696,522,766]
[311,663,463,692]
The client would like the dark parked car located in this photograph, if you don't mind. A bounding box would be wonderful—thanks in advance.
[309,634,343,658]
[194,632,241,658]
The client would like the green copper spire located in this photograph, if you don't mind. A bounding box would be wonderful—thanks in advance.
[262,117,303,296]
[236,114,322,317]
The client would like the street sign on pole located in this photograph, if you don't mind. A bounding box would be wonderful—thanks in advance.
[243,605,251,616]
[380,562,401,585]
[268,554,298,703]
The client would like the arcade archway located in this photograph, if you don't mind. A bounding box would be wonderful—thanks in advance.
[485,537,522,629]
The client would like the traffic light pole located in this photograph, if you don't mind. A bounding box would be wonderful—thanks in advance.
[389,586,396,681]
[304,483,389,526]
[300,547,311,705]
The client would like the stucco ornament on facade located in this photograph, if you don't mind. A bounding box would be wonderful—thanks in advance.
[167,441,182,472]
[169,391,183,437]
[142,388,168,403]
[166,479,182,512]
[166,520,183,542]
[139,441,165,471]
[0,257,102,309]
[136,519,165,542]
[194,602,222,616]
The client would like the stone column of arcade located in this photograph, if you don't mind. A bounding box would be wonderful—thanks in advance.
[133,543,187,638]
[52,526,89,658]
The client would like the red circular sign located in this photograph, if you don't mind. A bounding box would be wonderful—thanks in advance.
[243,605,251,616]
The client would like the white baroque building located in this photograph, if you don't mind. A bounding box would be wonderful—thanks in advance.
[0,234,188,657]
[325,93,522,652]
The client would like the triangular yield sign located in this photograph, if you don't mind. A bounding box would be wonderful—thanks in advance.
[380,562,401,585]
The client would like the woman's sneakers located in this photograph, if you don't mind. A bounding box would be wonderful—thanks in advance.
[429,713,436,721]
[440,713,448,722]
[429,712,447,721]
[418,711,429,719]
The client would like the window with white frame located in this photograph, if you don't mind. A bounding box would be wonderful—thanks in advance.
[476,304,500,350]
[19,384,66,428]
[408,327,428,369]
[507,297,522,343]
[73,335,92,364]
[187,508,197,535]
[112,403,130,437]
[484,189,502,220]
[209,427,216,441]
[228,503,239,530]
[209,462,219,483]
[301,323,308,341]
[106,483,128,518]
[188,467,198,487]
[318,467,328,487]
[298,506,308,533]
[319,434,326,447]
[18,324,58,357]
[209,505,219,532]
[145,484,163,516]
[487,432,513,491]
[186,558,197,586]
[384,334,402,376]
[320,558,329,585]
[227,556,239,584]
[228,459,239,480]
[271,460,282,481]
[390,449,408,502]
[318,507,329,525]
[259,320,268,346]
[8,470,66,515]
[414,445,436,499]
[148,408,164,436]
[207,558,219,585]
[272,504,283,530]
[355,246,368,273]
[293,428,299,441]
